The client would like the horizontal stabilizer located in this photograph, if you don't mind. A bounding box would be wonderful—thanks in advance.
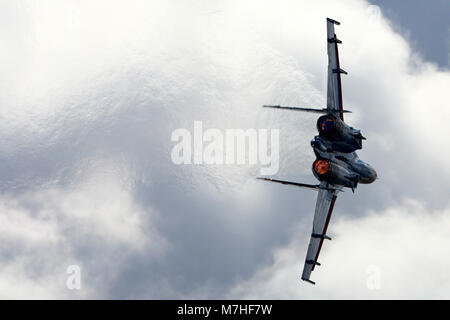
[257,177,320,190]
[257,177,342,192]
[263,105,351,114]
[263,105,327,113]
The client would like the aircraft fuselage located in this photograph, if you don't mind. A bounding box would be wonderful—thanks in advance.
[315,114,365,152]
[311,115,377,189]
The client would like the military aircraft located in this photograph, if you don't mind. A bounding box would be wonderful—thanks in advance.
[259,18,377,285]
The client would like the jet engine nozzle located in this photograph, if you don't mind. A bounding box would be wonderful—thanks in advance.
[313,159,330,176]
[316,115,335,134]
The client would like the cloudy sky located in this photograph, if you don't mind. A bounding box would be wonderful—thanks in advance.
[0,0,449,299]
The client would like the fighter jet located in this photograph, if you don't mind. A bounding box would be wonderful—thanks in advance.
[259,18,377,285]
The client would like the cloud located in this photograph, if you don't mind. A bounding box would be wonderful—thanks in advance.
[0,0,449,298]
[0,155,165,298]
[228,199,450,299]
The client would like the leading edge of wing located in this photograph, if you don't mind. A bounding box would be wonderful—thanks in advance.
[326,17,347,121]
[301,186,338,285]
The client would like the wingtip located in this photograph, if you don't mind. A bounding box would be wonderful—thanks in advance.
[327,17,340,25]
[301,277,316,285]
[256,177,273,182]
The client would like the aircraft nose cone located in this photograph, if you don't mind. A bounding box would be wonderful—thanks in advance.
[358,166,377,184]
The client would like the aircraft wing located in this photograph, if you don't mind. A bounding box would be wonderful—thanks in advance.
[301,181,339,284]
[326,18,346,121]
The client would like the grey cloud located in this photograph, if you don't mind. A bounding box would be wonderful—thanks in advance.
[0,0,449,299]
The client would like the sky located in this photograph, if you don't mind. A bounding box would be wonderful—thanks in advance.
[370,0,450,68]
[0,0,449,299]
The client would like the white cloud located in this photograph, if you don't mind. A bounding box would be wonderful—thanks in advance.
[228,199,450,299]
[0,155,165,298]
